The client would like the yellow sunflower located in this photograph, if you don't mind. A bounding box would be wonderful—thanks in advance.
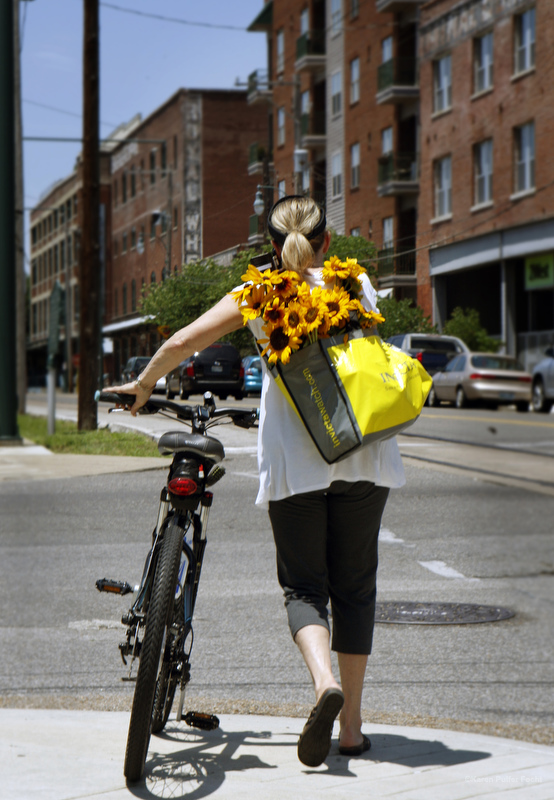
[262,295,286,326]
[320,287,352,329]
[322,255,351,283]
[268,269,301,300]
[283,300,306,337]
[240,285,269,322]
[299,287,327,335]
[258,324,303,364]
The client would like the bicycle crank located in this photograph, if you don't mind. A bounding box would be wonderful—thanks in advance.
[184,711,220,731]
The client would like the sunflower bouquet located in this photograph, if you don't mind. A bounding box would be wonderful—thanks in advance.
[231,255,385,365]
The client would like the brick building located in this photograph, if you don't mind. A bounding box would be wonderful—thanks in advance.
[246,0,418,301]
[417,0,554,367]
[28,149,113,388]
[105,88,268,382]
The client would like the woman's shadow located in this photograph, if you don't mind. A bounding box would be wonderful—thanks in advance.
[126,722,491,798]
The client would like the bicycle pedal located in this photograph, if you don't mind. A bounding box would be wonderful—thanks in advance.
[96,578,134,595]
[206,465,225,486]
[184,711,220,731]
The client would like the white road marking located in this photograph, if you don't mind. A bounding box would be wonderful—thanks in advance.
[419,560,480,582]
[380,527,405,543]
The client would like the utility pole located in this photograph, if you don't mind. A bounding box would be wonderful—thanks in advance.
[0,0,20,442]
[14,0,27,415]
[78,0,100,430]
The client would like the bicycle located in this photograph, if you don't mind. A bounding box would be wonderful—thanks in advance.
[94,390,259,782]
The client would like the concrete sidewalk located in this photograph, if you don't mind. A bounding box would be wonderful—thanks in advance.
[3,709,553,799]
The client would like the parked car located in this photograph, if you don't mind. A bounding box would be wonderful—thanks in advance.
[386,333,469,376]
[121,356,165,393]
[427,352,532,411]
[531,346,554,413]
[241,355,263,395]
[165,343,244,401]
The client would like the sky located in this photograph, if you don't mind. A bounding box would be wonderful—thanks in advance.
[20,0,268,260]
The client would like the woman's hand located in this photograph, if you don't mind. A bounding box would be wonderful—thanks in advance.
[103,380,153,417]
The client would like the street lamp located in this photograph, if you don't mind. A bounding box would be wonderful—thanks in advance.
[253,184,275,216]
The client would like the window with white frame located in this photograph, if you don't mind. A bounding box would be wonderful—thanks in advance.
[350,227,361,236]
[331,71,342,115]
[382,36,393,64]
[350,57,360,104]
[350,142,360,188]
[514,7,535,74]
[277,107,286,146]
[302,165,310,192]
[300,7,309,35]
[383,216,394,249]
[301,89,310,116]
[332,152,342,197]
[350,0,359,19]
[331,0,342,35]
[433,54,452,113]
[474,32,493,93]
[514,121,535,193]
[381,126,393,154]
[276,28,285,74]
[434,155,452,217]
[474,139,493,205]
[278,179,286,199]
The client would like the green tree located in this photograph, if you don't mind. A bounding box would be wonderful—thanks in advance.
[375,296,436,339]
[442,307,500,352]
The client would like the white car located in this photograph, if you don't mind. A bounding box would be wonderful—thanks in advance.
[532,346,554,413]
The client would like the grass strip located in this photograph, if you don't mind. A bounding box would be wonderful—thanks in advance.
[18,415,162,457]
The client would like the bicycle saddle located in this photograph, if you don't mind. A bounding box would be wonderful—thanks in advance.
[157,432,225,462]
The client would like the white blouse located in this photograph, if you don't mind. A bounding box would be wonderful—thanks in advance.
[243,269,406,507]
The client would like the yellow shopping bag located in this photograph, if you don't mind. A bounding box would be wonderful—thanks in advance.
[271,331,431,463]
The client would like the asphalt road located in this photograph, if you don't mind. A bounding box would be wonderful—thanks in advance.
[1,402,553,744]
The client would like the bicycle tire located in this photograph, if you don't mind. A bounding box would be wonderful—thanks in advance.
[151,586,185,734]
[124,521,183,782]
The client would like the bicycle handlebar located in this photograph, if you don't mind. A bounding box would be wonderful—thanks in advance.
[94,390,259,429]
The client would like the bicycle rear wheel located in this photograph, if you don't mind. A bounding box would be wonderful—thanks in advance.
[124,521,183,782]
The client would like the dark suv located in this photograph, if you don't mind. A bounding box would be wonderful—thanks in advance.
[166,343,244,401]
[121,357,151,383]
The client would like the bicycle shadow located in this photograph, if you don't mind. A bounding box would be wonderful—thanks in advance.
[125,723,282,799]
[125,723,492,798]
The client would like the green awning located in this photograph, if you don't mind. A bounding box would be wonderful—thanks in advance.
[248,1,272,32]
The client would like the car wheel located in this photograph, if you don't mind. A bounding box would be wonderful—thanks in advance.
[166,382,175,400]
[516,401,529,413]
[426,386,438,407]
[455,386,467,409]
[179,380,189,401]
[234,391,244,401]
[532,379,553,413]
[218,394,228,401]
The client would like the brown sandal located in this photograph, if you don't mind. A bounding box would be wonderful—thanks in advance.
[297,688,345,767]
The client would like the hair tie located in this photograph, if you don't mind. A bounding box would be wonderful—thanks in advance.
[267,195,326,247]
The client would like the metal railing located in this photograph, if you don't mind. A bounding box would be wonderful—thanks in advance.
[377,57,418,92]
[377,247,416,277]
[248,143,268,166]
[378,152,418,185]
[247,69,270,96]
[296,30,326,59]
[300,111,326,138]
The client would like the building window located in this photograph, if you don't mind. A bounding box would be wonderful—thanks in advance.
[300,7,309,35]
[276,28,285,74]
[350,227,361,236]
[130,166,136,197]
[350,57,360,104]
[302,165,310,192]
[514,7,535,74]
[350,0,359,19]
[350,142,360,188]
[161,141,167,177]
[173,207,178,228]
[331,71,342,115]
[122,283,127,315]
[122,232,128,253]
[332,152,342,197]
[331,0,342,36]
[150,271,156,284]
[382,36,393,64]
[383,216,394,249]
[150,150,156,184]
[131,226,136,249]
[277,107,286,146]
[514,121,535,193]
[434,155,452,217]
[381,126,393,155]
[474,32,493,93]
[433,55,452,113]
[474,139,493,205]
[122,172,127,203]
[278,179,286,199]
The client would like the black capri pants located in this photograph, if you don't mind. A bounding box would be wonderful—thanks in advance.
[268,480,390,655]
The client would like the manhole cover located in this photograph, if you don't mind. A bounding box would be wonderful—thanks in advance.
[375,602,515,625]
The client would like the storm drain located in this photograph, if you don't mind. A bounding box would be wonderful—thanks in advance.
[375,602,515,625]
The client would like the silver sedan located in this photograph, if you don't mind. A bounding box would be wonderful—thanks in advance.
[428,352,532,412]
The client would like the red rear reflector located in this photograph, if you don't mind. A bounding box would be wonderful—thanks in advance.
[416,352,423,362]
[186,364,195,377]
[240,365,245,378]
[168,477,198,496]
[518,376,532,383]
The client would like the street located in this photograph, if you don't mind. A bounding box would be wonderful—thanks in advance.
[0,392,552,746]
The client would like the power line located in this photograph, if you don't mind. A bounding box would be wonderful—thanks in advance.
[23,98,118,129]
[100,2,248,32]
